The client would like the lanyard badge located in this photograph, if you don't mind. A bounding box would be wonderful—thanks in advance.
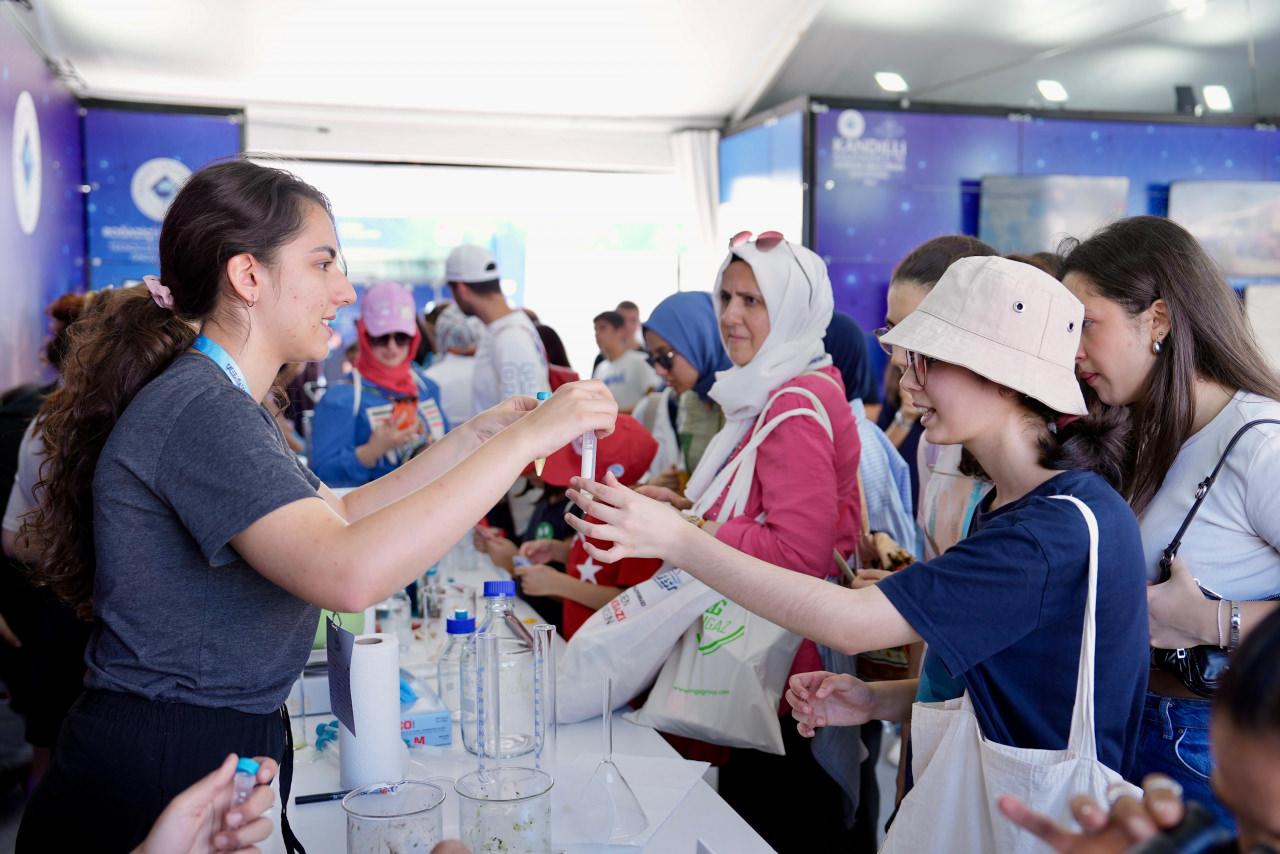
[192,335,252,397]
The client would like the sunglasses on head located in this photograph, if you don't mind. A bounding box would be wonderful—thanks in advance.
[727,230,816,306]
[370,332,414,348]
[647,348,677,371]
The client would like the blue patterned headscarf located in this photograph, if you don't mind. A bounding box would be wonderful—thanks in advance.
[643,291,731,400]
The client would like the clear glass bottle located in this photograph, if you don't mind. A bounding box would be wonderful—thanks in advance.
[437,609,474,721]
[461,580,534,757]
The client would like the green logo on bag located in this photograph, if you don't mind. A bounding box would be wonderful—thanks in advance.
[696,599,745,655]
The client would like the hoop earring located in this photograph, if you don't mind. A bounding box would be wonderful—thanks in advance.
[1152,339,1162,355]
[246,297,256,309]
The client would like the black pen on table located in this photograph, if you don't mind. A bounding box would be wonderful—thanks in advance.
[295,789,350,805]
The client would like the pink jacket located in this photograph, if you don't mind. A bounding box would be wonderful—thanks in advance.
[705,364,861,681]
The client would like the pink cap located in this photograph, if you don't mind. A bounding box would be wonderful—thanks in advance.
[361,283,418,337]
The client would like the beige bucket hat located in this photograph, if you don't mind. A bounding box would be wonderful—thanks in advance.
[880,255,1087,416]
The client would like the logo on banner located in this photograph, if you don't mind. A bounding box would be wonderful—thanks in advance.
[131,157,192,222]
[11,91,41,235]
[831,109,908,186]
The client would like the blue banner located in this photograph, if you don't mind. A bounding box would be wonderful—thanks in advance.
[84,107,242,288]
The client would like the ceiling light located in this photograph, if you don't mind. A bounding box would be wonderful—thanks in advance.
[875,72,909,93]
[1037,80,1068,103]
[1203,85,1232,111]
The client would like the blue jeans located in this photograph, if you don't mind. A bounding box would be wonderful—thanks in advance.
[1136,692,1234,833]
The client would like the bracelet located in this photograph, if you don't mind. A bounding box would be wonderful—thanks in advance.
[892,411,915,429]
[1229,600,1242,650]
[1216,599,1225,649]
[685,515,707,530]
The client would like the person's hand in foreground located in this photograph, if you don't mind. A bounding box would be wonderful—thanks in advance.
[466,395,540,444]
[564,472,690,565]
[785,672,878,736]
[133,753,279,854]
[431,842,472,854]
[997,774,1187,853]
[512,563,562,597]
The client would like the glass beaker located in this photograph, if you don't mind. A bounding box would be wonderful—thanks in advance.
[342,779,445,853]
[455,767,553,854]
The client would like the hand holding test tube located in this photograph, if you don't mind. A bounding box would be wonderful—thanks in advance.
[579,430,597,498]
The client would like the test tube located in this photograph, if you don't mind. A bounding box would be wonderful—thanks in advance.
[475,632,501,777]
[233,757,260,806]
[532,391,551,476]
[532,624,557,770]
[580,430,597,497]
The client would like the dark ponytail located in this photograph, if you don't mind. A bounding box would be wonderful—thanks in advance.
[28,159,332,617]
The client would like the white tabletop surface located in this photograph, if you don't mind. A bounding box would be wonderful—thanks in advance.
[264,559,773,854]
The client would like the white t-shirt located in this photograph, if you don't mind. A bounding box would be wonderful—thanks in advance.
[424,354,478,429]
[1139,391,1280,600]
[592,350,657,412]
[3,422,42,536]
[471,311,549,413]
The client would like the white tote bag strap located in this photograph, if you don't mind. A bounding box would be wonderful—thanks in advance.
[698,383,834,520]
[1049,494,1102,760]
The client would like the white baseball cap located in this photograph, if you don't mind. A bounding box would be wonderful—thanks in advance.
[880,255,1087,416]
[445,245,500,284]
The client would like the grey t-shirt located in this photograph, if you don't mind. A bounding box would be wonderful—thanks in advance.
[87,353,323,714]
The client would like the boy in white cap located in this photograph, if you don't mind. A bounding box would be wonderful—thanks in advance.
[445,245,549,414]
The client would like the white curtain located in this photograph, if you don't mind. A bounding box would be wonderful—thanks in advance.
[671,128,722,291]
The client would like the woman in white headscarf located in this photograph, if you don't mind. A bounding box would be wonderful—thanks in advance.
[642,231,862,853]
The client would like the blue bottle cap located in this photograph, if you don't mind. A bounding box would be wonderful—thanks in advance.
[446,611,476,634]
[483,580,516,598]
[236,757,261,776]
[536,391,551,401]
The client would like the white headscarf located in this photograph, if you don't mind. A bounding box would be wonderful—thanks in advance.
[685,240,835,510]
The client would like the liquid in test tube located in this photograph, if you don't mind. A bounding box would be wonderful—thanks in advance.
[532,391,551,476]
[580,431,597,497]
[233,757,260,806]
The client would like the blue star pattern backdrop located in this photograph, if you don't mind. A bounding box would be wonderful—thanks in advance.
[84,106,243,290]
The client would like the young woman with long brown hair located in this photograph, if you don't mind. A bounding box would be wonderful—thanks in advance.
[18,159,615,852]
[1061,215,1280,829]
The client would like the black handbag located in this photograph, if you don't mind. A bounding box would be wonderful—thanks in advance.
[1151,418,1280,697]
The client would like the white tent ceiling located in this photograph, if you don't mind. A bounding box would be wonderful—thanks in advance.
[15,0,1280,169]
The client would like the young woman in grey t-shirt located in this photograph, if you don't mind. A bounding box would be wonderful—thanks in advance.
[17,160,617,853]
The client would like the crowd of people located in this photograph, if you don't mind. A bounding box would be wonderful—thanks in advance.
[0,158,1277,854]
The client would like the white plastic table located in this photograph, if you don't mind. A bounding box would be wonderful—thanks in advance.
[265,559,773,854]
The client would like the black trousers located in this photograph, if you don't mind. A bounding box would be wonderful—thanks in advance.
[719,721,880,854]
[17,690,298,853]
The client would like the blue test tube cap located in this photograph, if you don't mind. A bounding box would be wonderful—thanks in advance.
[483,580,516,598]
[536,391,551,401]
[236,757,261,776]
[446,610,476,634]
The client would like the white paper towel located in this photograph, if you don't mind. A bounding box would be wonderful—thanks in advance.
[339,632,408,789]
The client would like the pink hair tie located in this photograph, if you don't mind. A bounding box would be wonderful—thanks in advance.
[143,275,175,311]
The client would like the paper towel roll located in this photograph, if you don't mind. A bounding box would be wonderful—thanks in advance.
[339,633,408,789]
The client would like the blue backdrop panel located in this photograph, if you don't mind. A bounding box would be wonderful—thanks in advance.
[813,108,1019,330]
[0,12,85,389]
[84,107,242,289]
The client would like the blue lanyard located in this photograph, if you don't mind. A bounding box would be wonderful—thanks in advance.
[192,335,252,397]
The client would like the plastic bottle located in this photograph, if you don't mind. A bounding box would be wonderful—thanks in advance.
[233,757,260,806]
[461,580,534,757]
[438,609,475,721]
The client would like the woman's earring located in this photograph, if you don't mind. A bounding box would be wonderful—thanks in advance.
[1152,338,1162,355]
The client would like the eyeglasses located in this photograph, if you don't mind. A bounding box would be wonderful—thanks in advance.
[370,332,413,348]
[727,230,815,307]
[905,350,935,386]
[647,349,677,371]
[873,325,894,356]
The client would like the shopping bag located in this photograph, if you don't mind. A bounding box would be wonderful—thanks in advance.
[624,596,803,754]
[556,566,721,723]
[880,495,1140,853]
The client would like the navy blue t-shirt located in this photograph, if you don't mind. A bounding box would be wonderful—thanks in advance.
[879,469,1149,778]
